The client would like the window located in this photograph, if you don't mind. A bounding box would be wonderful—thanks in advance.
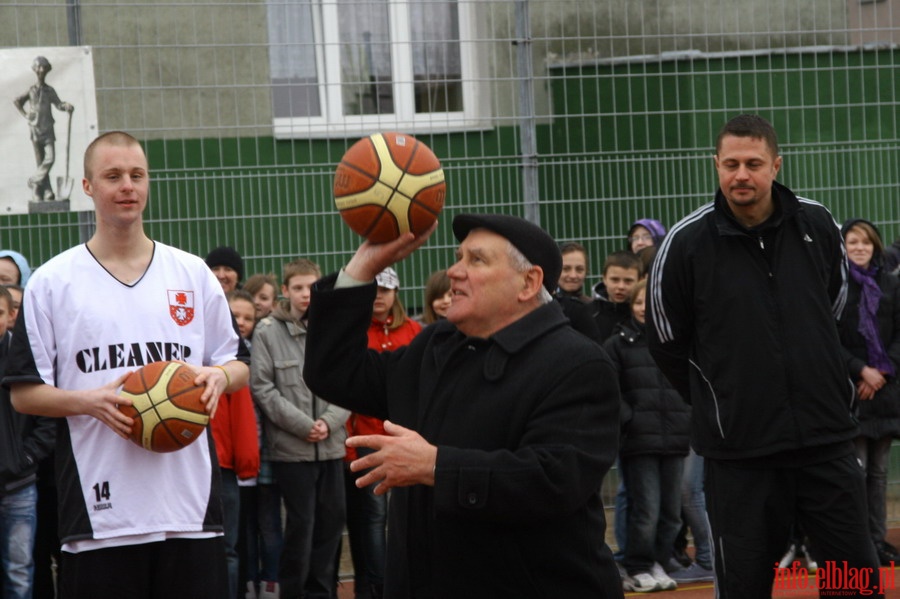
[268,0,487,138]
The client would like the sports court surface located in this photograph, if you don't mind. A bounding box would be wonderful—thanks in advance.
[336,528,900,598]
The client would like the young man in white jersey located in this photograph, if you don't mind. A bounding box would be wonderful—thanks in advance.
[3,131,249,599]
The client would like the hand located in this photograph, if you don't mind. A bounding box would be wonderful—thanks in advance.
[183,364,227,418]
[347,420,437,495]
[860,366,886,393]
[306,419,330,443]
[82,372,135,439]
[344,222,438,283]
[858,379,877,401]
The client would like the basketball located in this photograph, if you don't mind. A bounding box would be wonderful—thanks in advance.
[118,361,210,453]
[334,132,446,243]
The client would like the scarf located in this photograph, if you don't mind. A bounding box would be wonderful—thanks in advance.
[849,261,896,376]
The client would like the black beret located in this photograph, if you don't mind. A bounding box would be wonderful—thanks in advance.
[452,213,562,293]
[205,246,244,282]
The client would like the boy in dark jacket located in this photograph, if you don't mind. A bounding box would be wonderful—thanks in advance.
[0,285,56,597]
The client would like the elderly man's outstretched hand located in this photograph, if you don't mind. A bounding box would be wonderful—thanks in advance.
[347,420,438,496]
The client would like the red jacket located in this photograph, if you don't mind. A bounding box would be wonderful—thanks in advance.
[345,316,421,461]
[211,385,261,479]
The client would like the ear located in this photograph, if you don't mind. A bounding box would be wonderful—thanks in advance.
[773,155,782,176]
[82,177,92,197]
[518,266,544,303]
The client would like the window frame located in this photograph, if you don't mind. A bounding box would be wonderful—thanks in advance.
[271,0,490,139]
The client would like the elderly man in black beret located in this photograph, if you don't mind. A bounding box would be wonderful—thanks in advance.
[304,214,623,598]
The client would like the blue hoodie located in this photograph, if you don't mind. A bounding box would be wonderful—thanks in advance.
[0,250,31,286]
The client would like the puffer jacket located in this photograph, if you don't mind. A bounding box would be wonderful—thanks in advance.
[604,319,690,457]
[250,301,348,462]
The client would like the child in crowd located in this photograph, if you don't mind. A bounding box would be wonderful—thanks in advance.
[244,273,279,321]
[4,285,23,331]
[232,282,283,599]
[604,280,691,592]
[591,250,642,340]
[626,219,666,254]
[344,267,422,599]
[557,242,591,303]
[212,290,261,599]
[251,259,348,599]
[0,285,56,599]
[420,269,451,325]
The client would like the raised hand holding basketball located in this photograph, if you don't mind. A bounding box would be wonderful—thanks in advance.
[344,221,438,283]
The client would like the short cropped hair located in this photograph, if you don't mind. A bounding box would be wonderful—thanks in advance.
[507,243,553,305]
[716,114,779,158]
[282,258,321,287]
[84,131,144,180]
[602,250,642,277]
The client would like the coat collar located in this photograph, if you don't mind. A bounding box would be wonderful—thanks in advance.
[713,180,800,236]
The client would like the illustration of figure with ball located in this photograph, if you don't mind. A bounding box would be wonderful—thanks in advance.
[13,55,75,203]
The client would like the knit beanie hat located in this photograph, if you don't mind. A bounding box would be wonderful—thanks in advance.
[205,246,244,282]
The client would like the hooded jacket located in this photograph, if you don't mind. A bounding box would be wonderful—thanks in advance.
[626,218,667,251]
[837,218,900,439]
[0,250,31,286]
[647,181,857,460]
[250,301,349,462]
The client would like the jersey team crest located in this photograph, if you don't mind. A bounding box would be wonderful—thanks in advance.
[168,290,195,326]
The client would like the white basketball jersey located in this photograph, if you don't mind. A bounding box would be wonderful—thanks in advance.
[6,242,241,551]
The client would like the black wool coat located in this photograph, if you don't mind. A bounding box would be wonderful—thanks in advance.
[304,276,623,599]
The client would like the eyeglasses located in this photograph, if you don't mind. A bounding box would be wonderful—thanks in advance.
[629,234,653,243]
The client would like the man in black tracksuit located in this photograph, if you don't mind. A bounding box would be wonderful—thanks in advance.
[647,114,881,597]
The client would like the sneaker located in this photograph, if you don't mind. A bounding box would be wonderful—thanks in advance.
[798,544,817,572]
[650,562,678,590]
[623,572,661,592]
[616,561,628,580]
[258,581,280,599]
[669,561,715,583]
[778,543,797,569]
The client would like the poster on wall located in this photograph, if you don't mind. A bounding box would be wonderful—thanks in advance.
[0,46,98,215]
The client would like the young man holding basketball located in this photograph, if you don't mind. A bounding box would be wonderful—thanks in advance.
[3,131,249,599]
[303,214,623,598]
